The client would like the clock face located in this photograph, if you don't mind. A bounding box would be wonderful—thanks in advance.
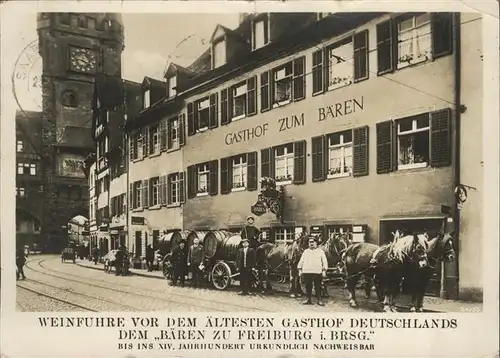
[69,47,97,73]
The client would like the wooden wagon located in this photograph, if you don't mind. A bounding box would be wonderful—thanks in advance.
[61,247,76,263]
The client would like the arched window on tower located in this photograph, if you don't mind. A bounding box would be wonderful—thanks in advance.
[61,91,78,108]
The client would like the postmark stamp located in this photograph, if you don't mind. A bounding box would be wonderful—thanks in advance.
[12,39,42,112]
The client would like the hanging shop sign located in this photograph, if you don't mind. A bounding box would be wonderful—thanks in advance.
[250,177,285,222]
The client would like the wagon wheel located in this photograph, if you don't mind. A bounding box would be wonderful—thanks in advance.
[211,262,232,290]
[162,254,172,279]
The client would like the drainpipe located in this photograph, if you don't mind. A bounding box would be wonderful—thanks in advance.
[443,12,461,300]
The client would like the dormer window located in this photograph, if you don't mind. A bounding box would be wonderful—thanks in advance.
[143,89,150,109]
[252,17,269,50]
[167,76,177,98]
[213,40,226,69]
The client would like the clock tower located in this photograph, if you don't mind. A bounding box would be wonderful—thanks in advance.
[36,13,124,251]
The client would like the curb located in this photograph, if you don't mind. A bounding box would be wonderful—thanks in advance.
[76,262,165,280]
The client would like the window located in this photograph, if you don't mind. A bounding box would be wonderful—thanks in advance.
[377,13,453,75]
[167,76,177,98]
[150,177,160,206]
[312,127,368,182]
[232,82,247,120]
[89,200,94,221]
[187,94,217,135]
[275,144,294,184]
[221,152,257,194]
[16,140,23,152]
[213,40,226,68]
[187,160,218,198]
[133,181,142,208]
[149,124,160,154]
[130,131,143,160]
[87,17,96,29]
[253,18,269,50]
[273,63,292,106]
[274,227,295,245]
[143,89,150,109]
[17,163,36,175]
[168,172,185,204]
[326,225,353,239]
[327,130,353,178]
[327,39,354,90]
[261,57,305,112]
[16,187,26,197]
[169,117,179,149]
[376,109,451,174]
[197,163,210,196]
[197,98,210,131]
[397,114,430,170]
[397,13,431,69]
[78,16,87,28]
[261,141,306,185]
[232,156,247,191]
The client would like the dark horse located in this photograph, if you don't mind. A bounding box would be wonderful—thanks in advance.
[343,234,429,312]
[316,232,351,297]
[402,233,455,312]
[255,233,309,296]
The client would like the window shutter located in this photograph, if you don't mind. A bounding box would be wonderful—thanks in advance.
[149,127,155,153]
[311,135,326,182]
[179,172,185,203]
[376,120,394,174]
[293,140,306,184]
[260,71,270,112]
[167,174,173,204]
[209,160,218,196]
[160,175,166,205]
[354,30,369,82]
[179,114,186,147]
[209,93,218,129]
[221,88,229,125]
[293,56,306,101]
[247,151,258,191]
[142,127,149,157]
[187,102,195,136]
[353,126,369,177]
[323,49,330,91]
[129,135,136,161]
[110,197,114,217]
[376,19,395,75]
[260,147,275,179]
[167,118,173,149]
[432,13,453,59]
[220,157,230,195]
[228,87,234,121]
[312,50,324,94]
[430,108,452,167]
[247,76,257,116]
[142,179,149,208]
[269,69,275,108]
[187,165,197,199]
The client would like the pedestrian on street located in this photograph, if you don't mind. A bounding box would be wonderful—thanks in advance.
[115,246,124,276]
[240,216,261,250]
[146,244,155,272]
[297,237,328,306]
[236,238,256,296]
[16,248,27,280]
[187,237,204,288]
[171,241,188,286]
[91,246,99,265]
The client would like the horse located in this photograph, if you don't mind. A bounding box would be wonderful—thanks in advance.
[255,232,309,296]
[343,234,429,311]
[317,232,351,297]
[402,233,455,312]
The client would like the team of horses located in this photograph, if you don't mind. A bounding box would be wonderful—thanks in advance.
[255,229,456,312]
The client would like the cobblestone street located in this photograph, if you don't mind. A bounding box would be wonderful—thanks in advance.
[16,255,481,313]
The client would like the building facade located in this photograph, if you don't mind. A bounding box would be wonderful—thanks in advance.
[120,12,482,301]
[29,12,124,252]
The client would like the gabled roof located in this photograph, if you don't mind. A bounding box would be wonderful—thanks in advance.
[210,24,233,43]
[142,76,164,90]
[163,62,195,79]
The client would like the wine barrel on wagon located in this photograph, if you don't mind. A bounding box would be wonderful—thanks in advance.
[214,234,242,262]
[170,230,190,251]
[203,230,233,259]
[158,232,174,255]
[186,230,209,249]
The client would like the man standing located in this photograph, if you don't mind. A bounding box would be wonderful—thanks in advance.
[240,216,261,250]
[171,241,188,286]
[16,248,27,280]
[236,238,256,295]
[187,237,204,288]
[114,246,123,276]
[145,244,155,272]
[297,237,328,306]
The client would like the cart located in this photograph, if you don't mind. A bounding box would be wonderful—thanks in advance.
[61,248,76,263]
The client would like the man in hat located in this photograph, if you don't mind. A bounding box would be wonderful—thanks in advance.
[236,238,257,295]
[187,237,204,288]
[240,216,261,250]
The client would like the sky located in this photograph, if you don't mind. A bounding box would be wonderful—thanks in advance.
[1,12,239,112]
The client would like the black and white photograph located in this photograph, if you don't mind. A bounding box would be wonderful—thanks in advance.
[9,8,489,315]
